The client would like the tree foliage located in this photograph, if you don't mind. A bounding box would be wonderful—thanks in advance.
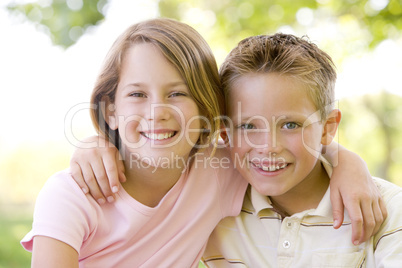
[7,0,106,48]
[7,0,402,49]
[338,92,402,183]
[5,0,402,183]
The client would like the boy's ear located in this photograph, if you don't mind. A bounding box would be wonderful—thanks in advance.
[321,109,341,145]
[101,96,118,130]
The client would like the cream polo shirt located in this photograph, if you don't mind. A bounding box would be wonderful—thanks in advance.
[202,170,402,267]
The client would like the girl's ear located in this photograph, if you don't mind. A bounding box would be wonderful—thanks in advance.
[321,109,341,145]
[219,126,232,147]
[220,129,228,143]
[101,96,118,130]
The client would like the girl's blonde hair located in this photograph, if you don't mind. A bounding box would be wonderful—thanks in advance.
[90,18,224,153]
[220,33,337,120]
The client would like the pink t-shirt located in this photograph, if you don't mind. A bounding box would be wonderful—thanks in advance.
[21,147,247,267]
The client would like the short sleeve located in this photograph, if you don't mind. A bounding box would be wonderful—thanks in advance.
[372,178,402,267]
[21,169,95,253]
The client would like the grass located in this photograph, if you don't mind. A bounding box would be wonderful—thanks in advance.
[0,205,32,268]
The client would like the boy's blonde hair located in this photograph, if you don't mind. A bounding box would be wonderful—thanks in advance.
[90,18,224,152]
[220,33,337,120]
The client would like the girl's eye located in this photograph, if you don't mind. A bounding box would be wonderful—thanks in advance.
[169,92,187,98]
[283,122,299,129]
[239,123,255,130]
[129,92,146,98]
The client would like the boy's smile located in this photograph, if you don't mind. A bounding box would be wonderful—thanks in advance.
[228,72,330,214]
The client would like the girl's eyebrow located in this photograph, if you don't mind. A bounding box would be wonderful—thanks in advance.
[120,81,187,92]
[167,81,187,86]
[123,81,187,88]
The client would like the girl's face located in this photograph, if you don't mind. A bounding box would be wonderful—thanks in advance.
[109,42,201,168]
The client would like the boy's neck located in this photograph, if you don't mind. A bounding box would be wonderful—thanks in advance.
[269,161,330,217]
[122,157,188,208]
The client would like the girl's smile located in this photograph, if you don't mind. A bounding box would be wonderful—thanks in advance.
[107,42,202,168]
[140,130,177,141]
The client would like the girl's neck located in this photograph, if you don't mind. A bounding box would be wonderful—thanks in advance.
[122,157,188,208]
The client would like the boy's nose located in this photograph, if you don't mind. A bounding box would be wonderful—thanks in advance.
[257,130,282,155]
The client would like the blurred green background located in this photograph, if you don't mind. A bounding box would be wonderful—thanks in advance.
[1,0,402,266]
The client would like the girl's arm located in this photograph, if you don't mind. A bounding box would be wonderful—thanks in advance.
[32,236,78,268]
[324,141,387,245]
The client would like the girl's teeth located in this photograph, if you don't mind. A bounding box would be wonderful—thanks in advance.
[144,132,174,140]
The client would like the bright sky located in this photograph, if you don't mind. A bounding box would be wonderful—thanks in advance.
[1,0,401,153]
[0,0,158,151]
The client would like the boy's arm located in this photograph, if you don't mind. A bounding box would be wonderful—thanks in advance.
[70,136,125,204]
[70,136,387,245]
[324,141,387,245]
[32,236,78,268]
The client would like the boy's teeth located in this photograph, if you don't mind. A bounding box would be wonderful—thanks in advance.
[261,164,287,172]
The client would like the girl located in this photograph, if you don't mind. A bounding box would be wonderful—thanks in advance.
[22,18,385,267]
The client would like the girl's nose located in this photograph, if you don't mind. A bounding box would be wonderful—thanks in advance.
[148,103,172,121]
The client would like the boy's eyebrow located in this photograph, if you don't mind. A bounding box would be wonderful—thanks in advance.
[231,113,313,122]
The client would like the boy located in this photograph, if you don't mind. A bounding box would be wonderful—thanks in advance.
[201,33,402,267]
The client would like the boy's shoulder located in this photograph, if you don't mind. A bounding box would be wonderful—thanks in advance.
[372,177,402,203]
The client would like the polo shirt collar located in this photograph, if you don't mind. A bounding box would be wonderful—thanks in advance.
[248,186,273,215]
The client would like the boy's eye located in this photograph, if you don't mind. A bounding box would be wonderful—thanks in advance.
[129,92,146,98]
[283,122,299,129]
[239,123,255,130]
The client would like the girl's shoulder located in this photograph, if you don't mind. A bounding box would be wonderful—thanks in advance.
[42,169,88,199]
[190,146,233,171]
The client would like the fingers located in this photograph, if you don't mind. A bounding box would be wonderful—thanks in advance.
[345,195,384,245]
[378,196,388,222]
[69,136,123,205]
[371,199,384,236]
[90,157,115,203]
[70,161,89,194]
[346,200,364,245]
[358,199,376,244]
[330,189,344,229]
[116,150,126,183]
[102,152,122,194]
[82,161,108,204]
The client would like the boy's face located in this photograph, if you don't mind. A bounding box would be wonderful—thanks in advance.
[227,73,326,198]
